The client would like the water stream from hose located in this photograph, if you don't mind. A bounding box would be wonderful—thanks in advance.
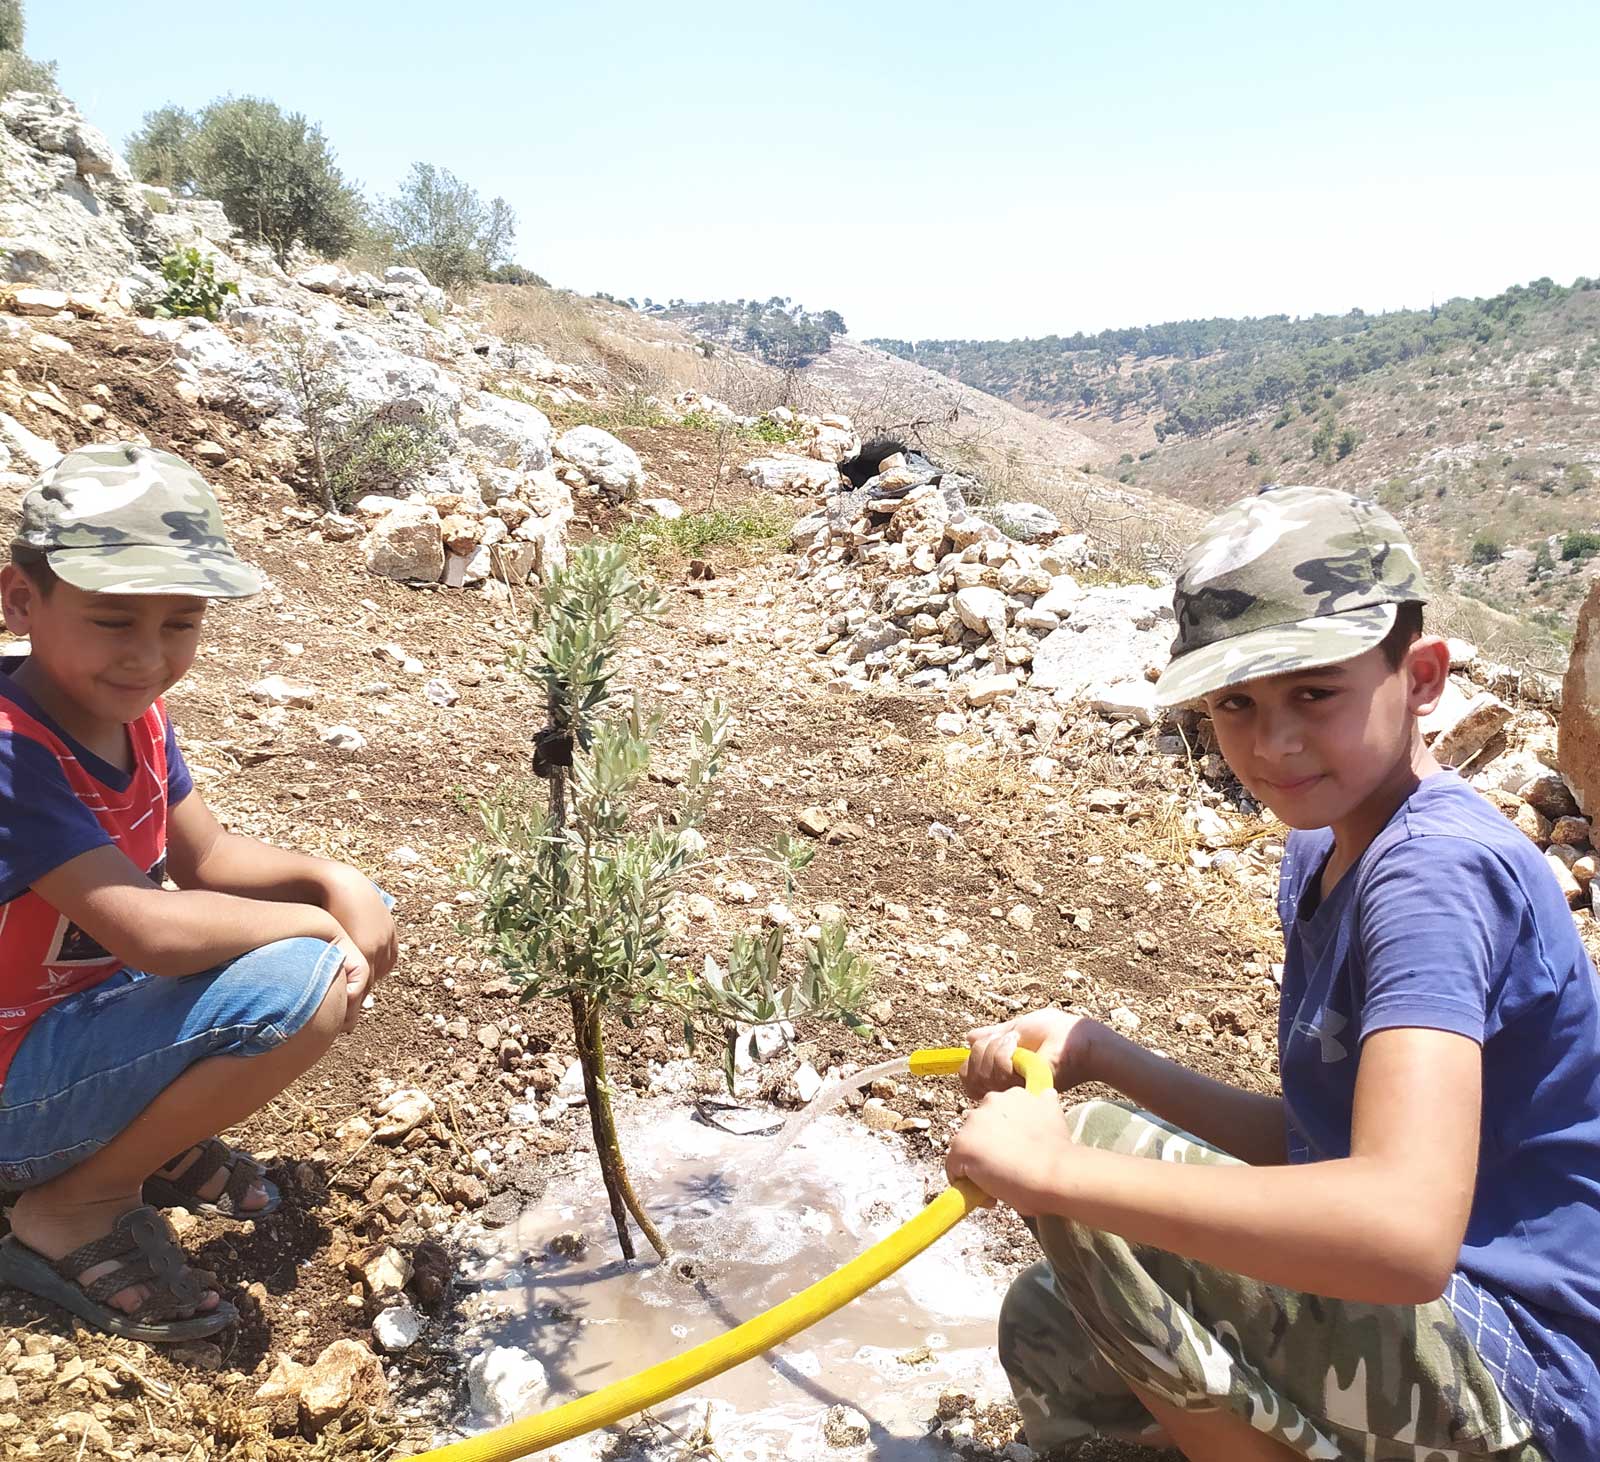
[765,1055,913,1162]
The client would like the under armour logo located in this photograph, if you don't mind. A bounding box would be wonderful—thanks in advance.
[1292,1007,1349,1063]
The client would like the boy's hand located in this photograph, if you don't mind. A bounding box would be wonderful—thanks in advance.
[323,871,397,987]
[962,1008,1101,1100]
[333,934,373,1034]
[946,1087,1073,1217]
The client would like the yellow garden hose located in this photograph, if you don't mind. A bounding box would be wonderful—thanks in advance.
[412,1045,1052,1462]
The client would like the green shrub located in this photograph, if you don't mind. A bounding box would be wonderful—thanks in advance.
[147,247,237,321]
[265,327,446,511]
[1469,536,1503,565]
[198,97,360,263]
[1561,530,1600,561]
[1245,446,1262,466]
[326,407,449,510]
[1335,426,1359,460]
[487,263,549,287]
[615,503,792,560]
[129,96,362,264]
[1531,542,1555,580]
[744,416,800,445]
[0,0,56,100]
[1486,419,1506,432]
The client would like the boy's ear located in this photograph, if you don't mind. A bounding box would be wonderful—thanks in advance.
[0,565,35,637]
[1404,635,1451,717]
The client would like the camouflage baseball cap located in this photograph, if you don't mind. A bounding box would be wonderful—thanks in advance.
[1154,484,1430,707]
[14,442,263,598]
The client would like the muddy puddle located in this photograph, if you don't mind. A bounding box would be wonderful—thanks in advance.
[455,1103,1016,1459]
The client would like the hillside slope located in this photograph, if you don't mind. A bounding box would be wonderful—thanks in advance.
[802,338,1207,567]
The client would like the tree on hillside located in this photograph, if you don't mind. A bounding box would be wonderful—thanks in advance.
[190,98,361,264]
[126,104,199,191]
[377,163,517,289]
[658,298,848,368]
[0,0,58,100]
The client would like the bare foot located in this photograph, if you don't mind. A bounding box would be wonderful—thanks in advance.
[8,1189,221,1316]
[152,1144,272,1212]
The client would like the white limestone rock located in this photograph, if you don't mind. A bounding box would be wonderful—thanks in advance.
[0,411,61,472]
[468,1347,549,1426]
[554,425,644,498]
[372,1304,423,1353]
[954,586,1008,638]
[1091,679,1159,726]
[741,454,840,495]
[461,391,554,472]
[364,502,444,583]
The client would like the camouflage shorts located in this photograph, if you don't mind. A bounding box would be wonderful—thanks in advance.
[999,1101,1546,1460]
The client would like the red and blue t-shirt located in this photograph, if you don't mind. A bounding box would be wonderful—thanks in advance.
[0,657,193,1089]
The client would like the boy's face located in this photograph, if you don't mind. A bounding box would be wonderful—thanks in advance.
[1201,637,1449,831]
[1,565,207,728]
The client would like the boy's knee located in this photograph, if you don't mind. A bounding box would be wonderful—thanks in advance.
[299,962,347,1042]
[1000,1259,1059,1349]
[204,936,346,1051]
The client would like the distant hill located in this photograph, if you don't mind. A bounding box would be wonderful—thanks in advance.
[869,276,1598,442]
[869,278,1600,655]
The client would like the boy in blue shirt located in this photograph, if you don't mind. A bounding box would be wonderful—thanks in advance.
[950,485,1599,1460]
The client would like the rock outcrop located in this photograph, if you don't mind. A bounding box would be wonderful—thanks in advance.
[1560,579,1600,816]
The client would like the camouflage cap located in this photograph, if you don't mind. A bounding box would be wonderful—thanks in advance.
[1154,484,1429,707]
[14,442,263,598]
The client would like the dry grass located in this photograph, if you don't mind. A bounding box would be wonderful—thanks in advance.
[908,738,1036,818]
[471,285,815,420]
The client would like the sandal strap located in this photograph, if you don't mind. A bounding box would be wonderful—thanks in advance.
[221,1153,265,1210]
[53,1207,205,1315]
[162,1138,230,1197]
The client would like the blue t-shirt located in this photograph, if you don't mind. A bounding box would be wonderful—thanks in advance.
[0,659,193,902]
[1279,772,1600,1461]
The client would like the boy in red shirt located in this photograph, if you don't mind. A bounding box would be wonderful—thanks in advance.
[0,443,395,1341]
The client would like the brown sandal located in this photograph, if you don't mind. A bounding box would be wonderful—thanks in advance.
[0,1205,237,1342]
[143,1138,281,1219]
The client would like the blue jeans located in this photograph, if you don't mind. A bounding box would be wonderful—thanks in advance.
[0,938,344,1190]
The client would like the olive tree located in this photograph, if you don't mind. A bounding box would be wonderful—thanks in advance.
[465,546,870,1260]
[378,162,517,289]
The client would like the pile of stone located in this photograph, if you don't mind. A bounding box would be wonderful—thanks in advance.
[794,449,1164,710]
[354,459,574,590]
[739,409,861,495]
[550,423,646,501]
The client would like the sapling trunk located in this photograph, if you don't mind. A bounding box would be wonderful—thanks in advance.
[573,993,669,1262]
[547,687,668,1263]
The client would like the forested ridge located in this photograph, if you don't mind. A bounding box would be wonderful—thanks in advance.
[871,275,1600,440]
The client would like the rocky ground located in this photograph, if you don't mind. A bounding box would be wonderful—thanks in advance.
[0,317,1288,1459]
[3,320,1600,1462]
[4,84,1600,1462]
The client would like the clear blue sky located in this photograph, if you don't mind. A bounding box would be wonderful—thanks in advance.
[30,1,1600,341]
